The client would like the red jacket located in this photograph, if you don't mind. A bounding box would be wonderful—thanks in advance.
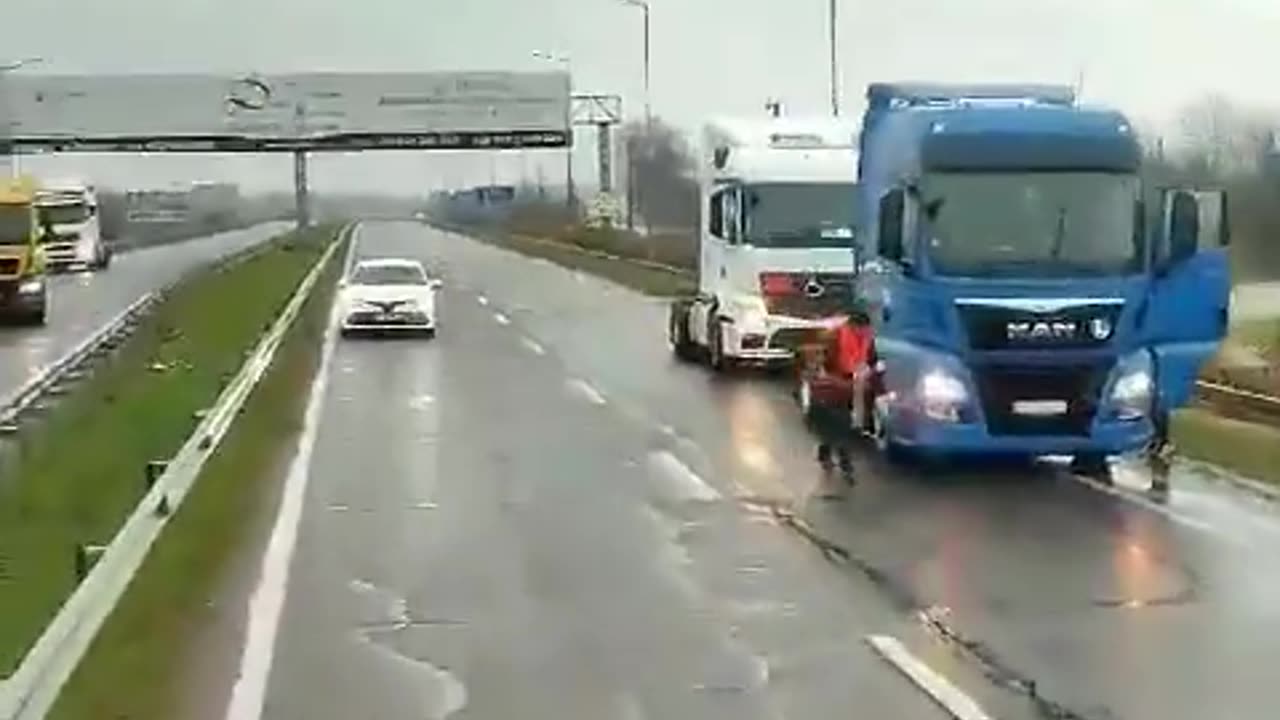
[827,323,876,377]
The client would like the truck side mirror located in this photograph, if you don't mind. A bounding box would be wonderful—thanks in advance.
[877,189,905,263]
[1160,187,1228,271]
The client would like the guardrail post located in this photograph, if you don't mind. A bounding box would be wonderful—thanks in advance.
[74,543,107,583]
[144,460,168,489]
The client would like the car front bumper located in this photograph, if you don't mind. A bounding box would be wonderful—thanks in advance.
[341,309,434,332]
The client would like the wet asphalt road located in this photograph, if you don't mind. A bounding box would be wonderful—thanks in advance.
[0,223,292,402]
[262,221,1280,720]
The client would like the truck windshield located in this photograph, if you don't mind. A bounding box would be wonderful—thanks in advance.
[0,205,33,245]
[922,172,1142,277]
[743,182,857,248]
[38,203,91,225]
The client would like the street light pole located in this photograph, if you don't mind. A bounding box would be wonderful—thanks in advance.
[828,0,839,116]
[618,0,651,125]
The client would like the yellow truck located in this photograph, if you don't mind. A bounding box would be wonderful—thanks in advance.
[0,177,49,325]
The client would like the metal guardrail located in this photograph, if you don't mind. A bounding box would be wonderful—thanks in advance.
[1195,379,1280,420]
[0,222,352,720]
[0,296,156,431]
[0,223,296,433]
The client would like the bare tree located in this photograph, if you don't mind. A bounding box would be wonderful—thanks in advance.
[622,119,698,232]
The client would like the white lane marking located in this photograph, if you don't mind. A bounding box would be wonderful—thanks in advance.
[647,450,722,504]
[566,378,607,406]
[223,302,340,720]
[1071,474,1246,547]
[521,337,546,355]
[409,394,435,411]
[493,312,510,326]
[477,295,489,306]
[866,635,994,720]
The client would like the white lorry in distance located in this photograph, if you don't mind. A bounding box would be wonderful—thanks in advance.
[34,178,111,271]
[667,117,860,370]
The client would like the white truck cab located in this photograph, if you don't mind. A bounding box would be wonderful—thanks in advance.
[34,179,110,272]
[669,117,860,369]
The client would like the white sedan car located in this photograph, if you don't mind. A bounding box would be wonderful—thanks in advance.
[339,257,442,337]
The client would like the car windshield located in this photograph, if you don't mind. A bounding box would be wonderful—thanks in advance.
[921,172,1142,277]
[351,263,427,286]
[0,205,32,245]
[38,203,91,225]
[743,182,857,248]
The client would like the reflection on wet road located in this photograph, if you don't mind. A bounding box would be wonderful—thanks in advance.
[251,222,1280,720]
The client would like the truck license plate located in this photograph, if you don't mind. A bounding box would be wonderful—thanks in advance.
[1012,399,1068,417]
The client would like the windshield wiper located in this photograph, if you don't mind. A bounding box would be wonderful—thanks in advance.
[1048,207,1067,261]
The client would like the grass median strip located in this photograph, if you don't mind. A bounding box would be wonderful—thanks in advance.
[46,225,345,719]
[0,224,340,679]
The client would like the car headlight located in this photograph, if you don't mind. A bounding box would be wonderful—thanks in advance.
[18,278,43,295]
[917,369,968,422]
[1109,351,1153,421]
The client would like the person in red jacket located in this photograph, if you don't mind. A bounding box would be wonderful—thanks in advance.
[813,296,879,483]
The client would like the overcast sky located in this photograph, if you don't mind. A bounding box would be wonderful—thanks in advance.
[6,0,1280,193]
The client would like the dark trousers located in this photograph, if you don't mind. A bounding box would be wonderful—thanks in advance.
[813,401,855,471]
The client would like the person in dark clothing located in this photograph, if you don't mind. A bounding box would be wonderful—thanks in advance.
[812,296,878,483]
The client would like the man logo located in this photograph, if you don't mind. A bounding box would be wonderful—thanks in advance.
[1007,320,1076,342]
[1088,317,1114,341]
[226,77,272,112]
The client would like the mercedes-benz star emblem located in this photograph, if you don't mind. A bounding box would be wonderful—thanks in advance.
[1088,317,1113,341]
[802,278,825,298]
[226,77,272,112]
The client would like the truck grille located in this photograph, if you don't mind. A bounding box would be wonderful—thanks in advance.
[761,272,855,319]
[973,363,1110,436]
[769,327,825,351]
[957,302,1123,351]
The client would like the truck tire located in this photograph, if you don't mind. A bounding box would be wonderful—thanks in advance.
[1071,453,1112,483]
[668,301,700,362]
[707,317,734,373]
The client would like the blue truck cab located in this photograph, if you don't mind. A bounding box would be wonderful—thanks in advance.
[855,83,1231,468]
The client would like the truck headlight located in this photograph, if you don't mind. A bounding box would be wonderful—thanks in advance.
[1109,351,1153,421]
[731,297,769,330]
[918,369,968,422]
[18,278,44,295]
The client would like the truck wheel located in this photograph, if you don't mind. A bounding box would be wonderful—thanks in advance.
[668,302,699,362]
[707,318,733,372]
[1071,453,1112,483]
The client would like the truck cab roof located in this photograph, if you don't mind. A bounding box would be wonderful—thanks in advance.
[701,117,859,185]
[860,83,1142,178]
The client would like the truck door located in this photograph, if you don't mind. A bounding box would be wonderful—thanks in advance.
[1143,188,1231,409]
[869,188,936,346]
[701,183,742,298]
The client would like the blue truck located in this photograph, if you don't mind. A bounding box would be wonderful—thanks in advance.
[852,83,1230,474]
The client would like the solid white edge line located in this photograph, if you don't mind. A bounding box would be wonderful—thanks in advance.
[866,635,994,720]
[222,236,350,720]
